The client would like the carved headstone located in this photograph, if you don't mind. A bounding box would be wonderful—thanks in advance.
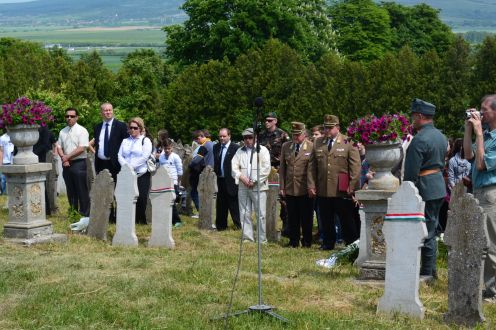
[87,170,114,241]
[112,164,139,247]
[266,168,279,241]
[377,181,427,319]
[148,166,176,248]
[45,150,58,214]
[198,165,217,230]
[86,153,96,192]
[444,183,488,327]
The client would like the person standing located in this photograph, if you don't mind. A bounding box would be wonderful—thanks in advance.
[464,94,496,300]
[404,98,448,279]
[56,108,90,216]
[309,115,361,250]
[213,128,240,230]
[93,102,128,183]
[118,117,153,224]
[279,122,315,247]
[188,130,214,214]
[231,128,271,242]
[0,130,14,195]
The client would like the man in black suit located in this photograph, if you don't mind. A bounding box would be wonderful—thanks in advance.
[93,102,128,182]
[213,128,241,230]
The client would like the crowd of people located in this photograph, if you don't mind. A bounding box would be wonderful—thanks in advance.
[3,95,496,302]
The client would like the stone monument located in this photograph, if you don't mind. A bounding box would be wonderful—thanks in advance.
[148,166,175,248]
[266,167,280,242]
[377,182,427,319]
[45,150,59,215]
[198,165,216,230]
[87,169,114,241]
[444,183,488,327]
[112,164,139,247]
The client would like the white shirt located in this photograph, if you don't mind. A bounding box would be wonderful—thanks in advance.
[118,135,152,175]
[57,123,89,160]
[97,118,114,160]
[0,133,14,165]
[231,144,271,191]
[219,140,231,177]
[159,151,183,185]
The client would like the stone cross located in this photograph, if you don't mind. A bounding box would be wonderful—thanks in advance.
[377,181,427,319]
[148,166,176,248]
[87,169,114,241]
[112,164,139,247]
[266,167,280,241]
[198,165,217,230]
[444,183,488,327]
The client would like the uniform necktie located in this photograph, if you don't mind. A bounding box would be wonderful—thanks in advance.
[104,123,110,158]
[295,143,300,156]
[328,139,333,151]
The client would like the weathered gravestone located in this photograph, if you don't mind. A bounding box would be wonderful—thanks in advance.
[198,165,217,230]
[266,167,280,242]
[146,194,153,225]
[181,148,193,216]
[112,164,139,247]
[87,170,114,241]
[86,153,96,193]
[377,181,427,319]
[148,166,175,248]
[444,183,488,327]
[45,150,58,214]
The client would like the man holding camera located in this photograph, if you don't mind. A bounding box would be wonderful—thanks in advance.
[404,99,448,280]
[464,94,496,301]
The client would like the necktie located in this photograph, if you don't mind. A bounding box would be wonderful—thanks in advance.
[295,144,300,156]
[328,139,333,151]
[220,144,226,177]
[104,123,110,158]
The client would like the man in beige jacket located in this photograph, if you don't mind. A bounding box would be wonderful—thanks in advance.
[279,122,315,247]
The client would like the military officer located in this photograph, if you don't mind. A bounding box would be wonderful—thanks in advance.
[309,115,361,250]
[404,98,448,279]
[279,122,315,247]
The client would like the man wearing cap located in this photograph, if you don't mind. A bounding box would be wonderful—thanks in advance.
[231,128,271,242]
[309,115,361,250]
[404,98,448,280]
[279,122,315,247]
[464,94,496,300]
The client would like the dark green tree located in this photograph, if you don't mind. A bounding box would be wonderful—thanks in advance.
[164,0,336,65]
[329,0,392,61]
[471,36,496,106]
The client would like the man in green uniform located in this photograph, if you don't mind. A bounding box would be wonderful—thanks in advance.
[404,98,448,279]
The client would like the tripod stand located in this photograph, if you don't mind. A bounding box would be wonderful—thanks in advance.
[216,97,289,324]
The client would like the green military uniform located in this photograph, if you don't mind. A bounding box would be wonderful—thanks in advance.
[404,98,448,278]
[259,127,289,168]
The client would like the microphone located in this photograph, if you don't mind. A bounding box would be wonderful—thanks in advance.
[254,97,263,108]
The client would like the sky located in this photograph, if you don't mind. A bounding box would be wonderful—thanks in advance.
[0,0,33,3]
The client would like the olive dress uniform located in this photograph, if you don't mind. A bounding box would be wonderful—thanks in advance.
[404,99,448,278]
[310,115,361,250]
[280,127,315,247]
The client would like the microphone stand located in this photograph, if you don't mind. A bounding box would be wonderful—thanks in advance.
[216,97,288,323]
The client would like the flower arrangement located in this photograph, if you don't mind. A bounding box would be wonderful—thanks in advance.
[0,96,54,128]
[347,113,412,145]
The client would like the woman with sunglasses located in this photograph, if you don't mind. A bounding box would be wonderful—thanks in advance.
[118,117,153,224]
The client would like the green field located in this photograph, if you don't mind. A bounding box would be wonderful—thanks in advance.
[0,28,166,46]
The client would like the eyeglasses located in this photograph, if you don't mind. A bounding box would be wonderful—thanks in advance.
[129,126,139,130]
[65,115,76,119]
[243,136,254,140]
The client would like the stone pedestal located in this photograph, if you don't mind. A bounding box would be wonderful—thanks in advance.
[1,163,54,239]
[354,189,395,281]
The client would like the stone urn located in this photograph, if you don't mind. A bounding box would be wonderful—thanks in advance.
[7,124,40,165]
[365,142,401,191]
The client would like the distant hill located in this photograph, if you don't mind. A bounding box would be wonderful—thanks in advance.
[0,0,186,27]
[0,0,494,32]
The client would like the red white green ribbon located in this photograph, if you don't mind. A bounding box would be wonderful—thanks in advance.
[150,187,175,194]
[384,213,425,222]
[268,181,279,187]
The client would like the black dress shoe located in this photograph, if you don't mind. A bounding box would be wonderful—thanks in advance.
[319,245,333,251]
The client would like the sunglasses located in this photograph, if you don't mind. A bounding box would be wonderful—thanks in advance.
[129,126,139,130]
[265,119,274,122]
[65,115,76,119]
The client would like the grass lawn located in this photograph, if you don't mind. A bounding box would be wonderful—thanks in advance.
[0,194,494,329]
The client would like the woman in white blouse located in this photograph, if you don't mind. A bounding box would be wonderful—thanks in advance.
[118,117,152,224]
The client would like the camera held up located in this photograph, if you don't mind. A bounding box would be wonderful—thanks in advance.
[466,110,481,120]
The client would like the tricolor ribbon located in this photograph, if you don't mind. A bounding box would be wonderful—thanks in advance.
[268,181,279,187]
[384,213,425,222]
[150,187,175,194]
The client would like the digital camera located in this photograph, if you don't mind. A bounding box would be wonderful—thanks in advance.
[466,110,481,120]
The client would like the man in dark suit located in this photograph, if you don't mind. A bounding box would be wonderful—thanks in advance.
[213,128,241,230]
[92,102,129,183]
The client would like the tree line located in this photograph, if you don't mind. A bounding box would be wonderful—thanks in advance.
[1,0,496,142]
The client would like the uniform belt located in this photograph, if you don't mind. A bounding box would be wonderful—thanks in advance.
[419,168,440,176]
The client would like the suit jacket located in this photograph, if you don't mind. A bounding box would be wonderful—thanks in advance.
[279,139,314,196]
[310,133,361,198]
[93,119,129,174]
[214,141,239,196]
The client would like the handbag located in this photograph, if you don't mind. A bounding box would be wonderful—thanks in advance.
[147,155,157,173]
